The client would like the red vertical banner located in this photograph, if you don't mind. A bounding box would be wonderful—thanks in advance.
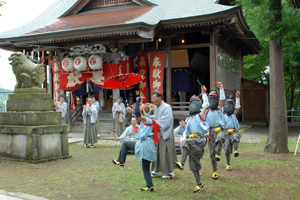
[137,54,148,104]
[51,60,62,101]
[149,52,165,95]
[71,91,76,111]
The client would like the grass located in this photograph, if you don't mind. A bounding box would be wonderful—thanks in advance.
[0,141,300,200]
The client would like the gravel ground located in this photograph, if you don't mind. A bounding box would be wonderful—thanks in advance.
[240,126,300,143]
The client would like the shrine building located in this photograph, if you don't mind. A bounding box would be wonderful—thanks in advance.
[0,0,261,121]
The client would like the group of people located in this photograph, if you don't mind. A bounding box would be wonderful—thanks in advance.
[173,82,241,192]
[111,82,241,193]
[54,83,241,193]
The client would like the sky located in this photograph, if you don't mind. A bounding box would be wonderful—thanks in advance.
[0,0,56,90]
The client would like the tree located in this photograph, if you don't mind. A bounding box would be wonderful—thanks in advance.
[233,0,300,153]
[0,1,5,16]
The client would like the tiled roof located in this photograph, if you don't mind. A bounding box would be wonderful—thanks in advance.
[24,6,154,35]
[127,0,236,25]
[0,0,78,38]
[0,0,236,38]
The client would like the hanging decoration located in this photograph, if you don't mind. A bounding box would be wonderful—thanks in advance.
[51,58,134,90]
[149,52,165,95]
[51,60,62,101]
[74,56,87,72]
[88,55,103,71]
[71,91,76,111]
[137,53,148,104]
[62,57,74,73]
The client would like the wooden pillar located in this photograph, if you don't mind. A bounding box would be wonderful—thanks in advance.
[48,51,53,98]
[113,89,120,104]
[209,34,216,91]
[166,37,172,104]
[180,91,186,110]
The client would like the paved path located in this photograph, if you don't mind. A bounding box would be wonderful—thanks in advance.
[0,190,48,200]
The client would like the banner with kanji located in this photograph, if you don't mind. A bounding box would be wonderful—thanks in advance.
[51,60,62,101]
[149,52,165,95]
[71,91,76,111]
[51,58,134,91]
[137,53,148,104]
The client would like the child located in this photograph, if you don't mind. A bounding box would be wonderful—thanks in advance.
[222,91,241,171]
[174,95,209,193]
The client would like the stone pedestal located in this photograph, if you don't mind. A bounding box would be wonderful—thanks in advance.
[0,88,70,163]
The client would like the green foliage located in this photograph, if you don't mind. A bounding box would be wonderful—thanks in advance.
[243,40,269,83]
[234,0,300,43]
[234,1,300,111]
[0,1,6,16]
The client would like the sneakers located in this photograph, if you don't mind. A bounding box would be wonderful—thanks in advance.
[112,159,125,167]
[91,145,94,148]
[174,162,184,170]
[214,155,220,161]
[162,172,175,179]
[226,165,231,171]
[151,171,159,178]
[193,184,204,193]
[234,151,239,157]
[84,144,88,148]
[212,171,218,179]
[141,187,155,192]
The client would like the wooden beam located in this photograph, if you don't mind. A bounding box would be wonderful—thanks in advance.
[171,43,210,50]
[166,37,172,105]
[134,43,210,53]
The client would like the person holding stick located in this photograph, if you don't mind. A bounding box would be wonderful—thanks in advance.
[112,97,159,191]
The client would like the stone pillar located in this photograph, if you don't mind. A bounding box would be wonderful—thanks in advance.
[48,51,53,98]
[180,91,186,110]
[166,37,172,104]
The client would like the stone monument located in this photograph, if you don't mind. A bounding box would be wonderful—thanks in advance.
[0,53,70,162]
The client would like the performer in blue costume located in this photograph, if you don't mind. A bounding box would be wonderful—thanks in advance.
[173,95,209,193]
[203,82,225,179]
[223,91,241,171]
[112,97,159,192]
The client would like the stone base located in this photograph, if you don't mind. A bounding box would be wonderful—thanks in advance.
[0,112,62,126]
[0,131,69,161]
[1,155,72,163]
[1,88,71,162]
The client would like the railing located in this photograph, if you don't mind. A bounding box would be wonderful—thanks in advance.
[71,104,83,124]
[171,102,189,110]
[287,109,300,122]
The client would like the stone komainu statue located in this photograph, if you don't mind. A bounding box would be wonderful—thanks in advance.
[9,52,45,89]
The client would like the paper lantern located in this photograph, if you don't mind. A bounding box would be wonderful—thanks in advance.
[62,57,74,73]
[88,55,103,71]
[74,56,87,72]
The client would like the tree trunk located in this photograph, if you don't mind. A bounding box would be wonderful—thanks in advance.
[265,39,289,153]
[265,0,289,153]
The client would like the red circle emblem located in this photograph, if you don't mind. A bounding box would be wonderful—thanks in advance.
[63,60,69,67]
[89,57,96,65]
[75,58,81,65]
